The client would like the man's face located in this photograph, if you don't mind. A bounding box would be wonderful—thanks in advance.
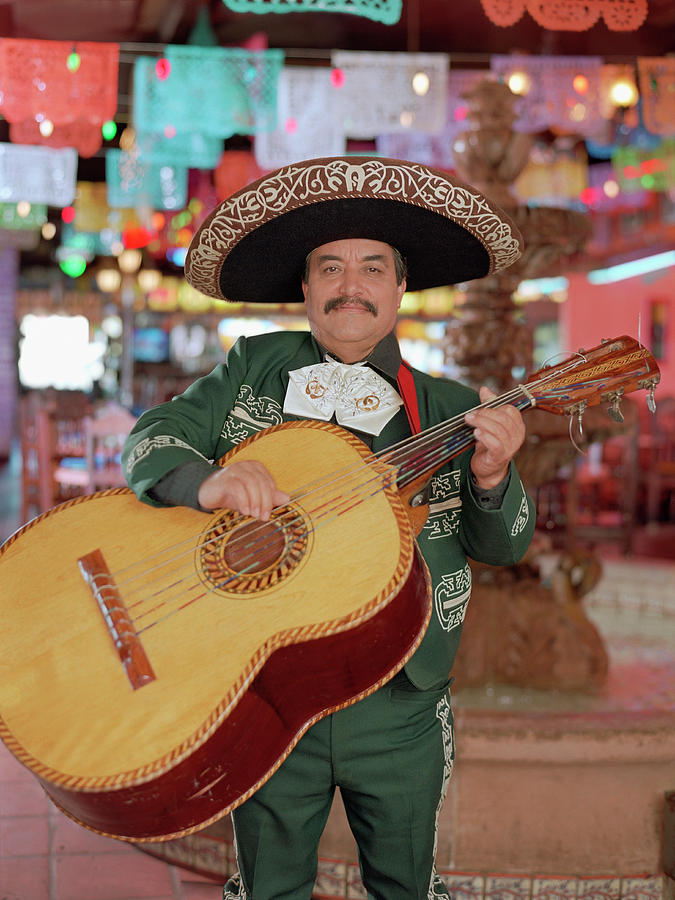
[302,238,406,363]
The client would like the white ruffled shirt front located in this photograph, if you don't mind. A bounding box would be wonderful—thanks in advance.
[283,359,403,436]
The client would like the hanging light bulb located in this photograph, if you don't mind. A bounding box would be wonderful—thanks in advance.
[411,71,430,96]
[101,120,117,141]
[155,58,171,80]
[66,48,81,72]
[39,118,54,137]
[609,74,639,108]
[118,248,143,274]
[95,267,122,293]
[330,68,346,88]
[119,127,136,152]
[573,74,589,95]
[16,201,31,218]
[42,222,56,240]
[137,268,162,293]
[508,70,532,96]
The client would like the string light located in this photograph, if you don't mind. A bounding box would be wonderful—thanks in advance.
[39,119,54,137]
[609,75,639,108]
[411,71,430,96]
[16,201,31,218]
[101,121,117,141]
[573,74,589,94]
[155,58,171,80]
[59,254,87,277]
[330,68,346,88]
[66,49,81,72]
[61,206,76,224]
[507,71,532,96]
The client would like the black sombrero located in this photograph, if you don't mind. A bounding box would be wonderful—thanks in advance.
[185,156,523,303]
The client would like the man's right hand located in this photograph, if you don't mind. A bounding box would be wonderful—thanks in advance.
[197,460,290,521]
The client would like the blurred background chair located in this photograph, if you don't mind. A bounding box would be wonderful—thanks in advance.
[50,401,136,504]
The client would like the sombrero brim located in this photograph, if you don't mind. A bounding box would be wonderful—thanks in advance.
[185,157,523,303]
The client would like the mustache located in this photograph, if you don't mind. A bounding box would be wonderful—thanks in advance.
[323,296,378,316]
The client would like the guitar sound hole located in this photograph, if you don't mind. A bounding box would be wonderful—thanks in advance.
[223,520,285,573]
[198,505,310,595]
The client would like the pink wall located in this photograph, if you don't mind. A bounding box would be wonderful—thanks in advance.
[559,267,675,401]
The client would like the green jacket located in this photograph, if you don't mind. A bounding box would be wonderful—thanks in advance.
[123,330,535,689]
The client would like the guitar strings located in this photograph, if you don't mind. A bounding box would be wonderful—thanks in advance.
[109,361,587,631]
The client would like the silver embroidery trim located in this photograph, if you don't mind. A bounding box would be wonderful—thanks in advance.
[427,693,454,899]
[434,564,472,632]
[124,435,207,476]
[510,482,530,536]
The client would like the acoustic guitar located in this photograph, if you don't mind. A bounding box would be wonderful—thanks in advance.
[0,335,660,842]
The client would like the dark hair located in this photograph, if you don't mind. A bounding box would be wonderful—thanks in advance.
[302,244,408,285]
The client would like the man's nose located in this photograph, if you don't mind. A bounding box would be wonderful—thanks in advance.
[338,266,364,295]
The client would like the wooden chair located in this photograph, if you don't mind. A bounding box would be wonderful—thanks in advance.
[53,403,136,496]
[83,403,137,493]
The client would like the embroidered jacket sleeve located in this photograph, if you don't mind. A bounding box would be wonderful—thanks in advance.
[122,337,253,505]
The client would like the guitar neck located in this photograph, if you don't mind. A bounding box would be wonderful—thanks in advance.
[388,389,535,490]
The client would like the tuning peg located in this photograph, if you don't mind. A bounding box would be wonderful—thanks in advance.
[608,397,624,423]
[647,385,657,414]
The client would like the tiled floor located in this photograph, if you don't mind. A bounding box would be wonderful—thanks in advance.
[1,443,673,899]
[0,740,223,900]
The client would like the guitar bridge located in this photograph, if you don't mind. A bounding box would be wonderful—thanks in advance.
[78,549,156,691]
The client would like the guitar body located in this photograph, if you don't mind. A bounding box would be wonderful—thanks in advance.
[0,420,431,841]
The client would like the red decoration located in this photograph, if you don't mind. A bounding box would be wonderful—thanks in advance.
[122,225,157,249]
[214,150,264,201]
[480,0,647,30]
[0,39,119,124]
[9,118,103,158]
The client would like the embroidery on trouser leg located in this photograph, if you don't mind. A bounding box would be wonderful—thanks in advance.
[223,873,247,899]
[427,693,454,899]
[223,825,249,899]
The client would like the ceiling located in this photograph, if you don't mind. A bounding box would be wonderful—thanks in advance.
[1,0,674,60]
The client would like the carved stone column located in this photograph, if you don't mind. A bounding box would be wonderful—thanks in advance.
[445,81,608,693]
[445,80,591,394]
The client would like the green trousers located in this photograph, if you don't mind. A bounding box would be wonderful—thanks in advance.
[223,672,454,900]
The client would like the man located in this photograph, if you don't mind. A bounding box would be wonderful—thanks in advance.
[123,157,535,899]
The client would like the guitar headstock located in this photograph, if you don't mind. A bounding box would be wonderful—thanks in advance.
[525,335,660,419]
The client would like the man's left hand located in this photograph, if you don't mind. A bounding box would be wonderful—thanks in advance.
[464,386,526,490]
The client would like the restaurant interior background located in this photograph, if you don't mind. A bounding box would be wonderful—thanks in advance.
[0,0,673,548]
[0,1,674,898]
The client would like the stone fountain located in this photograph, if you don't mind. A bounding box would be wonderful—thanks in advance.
[446,79,610,694]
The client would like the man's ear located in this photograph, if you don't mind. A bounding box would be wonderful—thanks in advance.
[397,278,407,307]
[301,280,309,303]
